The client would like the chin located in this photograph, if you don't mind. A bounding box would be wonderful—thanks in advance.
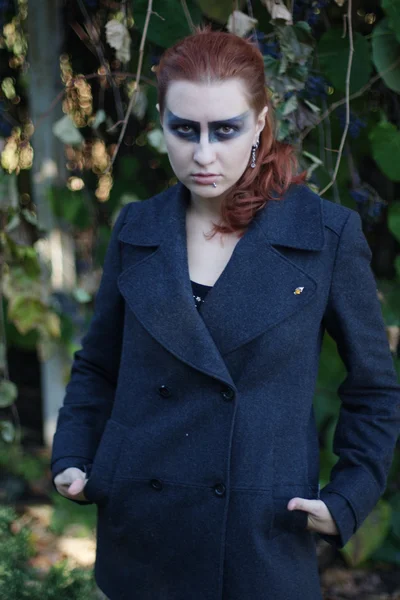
[186,180,229,196]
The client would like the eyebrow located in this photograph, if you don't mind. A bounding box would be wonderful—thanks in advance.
[165,109,250,126]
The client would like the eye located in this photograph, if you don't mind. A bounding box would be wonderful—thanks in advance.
[174,125,193,133]
[218,126,235,134]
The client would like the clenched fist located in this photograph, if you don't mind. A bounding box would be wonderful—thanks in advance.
[53,467,89,502]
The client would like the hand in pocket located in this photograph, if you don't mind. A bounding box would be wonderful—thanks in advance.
[54,467,90,502]
[287,497,339,535]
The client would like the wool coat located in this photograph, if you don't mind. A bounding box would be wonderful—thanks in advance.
[51,181,400,600]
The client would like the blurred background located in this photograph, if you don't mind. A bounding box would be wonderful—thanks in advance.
[0,0,399,598]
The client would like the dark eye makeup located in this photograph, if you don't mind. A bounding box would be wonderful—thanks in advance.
[164,109,250,142]
[171,124,240,135]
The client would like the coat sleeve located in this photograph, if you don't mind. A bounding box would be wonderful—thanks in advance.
[318,210,400,548]
[50,203,132,497]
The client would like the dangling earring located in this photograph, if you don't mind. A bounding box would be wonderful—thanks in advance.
[250,138,260,169]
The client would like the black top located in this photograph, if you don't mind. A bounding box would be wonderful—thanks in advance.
[191,280,212,310]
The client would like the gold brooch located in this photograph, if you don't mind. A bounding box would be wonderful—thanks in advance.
[294,287,304,295]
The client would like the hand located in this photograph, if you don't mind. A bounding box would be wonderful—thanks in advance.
[53,467,89,502]
[287,497,339,536]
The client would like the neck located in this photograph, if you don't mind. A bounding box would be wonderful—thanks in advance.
[188,191,226,221]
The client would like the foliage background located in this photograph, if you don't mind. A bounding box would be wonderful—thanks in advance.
[0,0,400,576]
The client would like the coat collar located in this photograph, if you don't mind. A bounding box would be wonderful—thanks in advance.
[117,182,324,388]
[118,181,325,252]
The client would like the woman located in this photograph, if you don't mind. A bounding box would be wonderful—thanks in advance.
[52,28,400,600]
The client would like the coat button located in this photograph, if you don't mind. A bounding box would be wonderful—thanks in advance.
[150,479,163,490]
[214,483,226,497]
[221,387,234,401]
[158,385,171,398]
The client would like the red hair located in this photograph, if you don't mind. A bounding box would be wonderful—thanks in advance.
[156,26,306,238]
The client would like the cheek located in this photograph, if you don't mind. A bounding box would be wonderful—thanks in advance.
[220,137,252,168]
[164,137,189,167]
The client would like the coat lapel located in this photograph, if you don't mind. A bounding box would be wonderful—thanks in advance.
[117,182,324,387]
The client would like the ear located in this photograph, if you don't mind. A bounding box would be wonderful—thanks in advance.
[254,105,269,141]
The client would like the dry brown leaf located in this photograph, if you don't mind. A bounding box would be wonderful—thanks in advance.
[261,0,293,24]
[387,326,400,353]
[105,19,131,63]
[227,10,258,37]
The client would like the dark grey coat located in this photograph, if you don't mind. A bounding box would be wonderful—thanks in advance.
[51,182,400,600]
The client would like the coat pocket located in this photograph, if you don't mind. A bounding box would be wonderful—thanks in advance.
[270,483,319,539]
[83,419,127,506]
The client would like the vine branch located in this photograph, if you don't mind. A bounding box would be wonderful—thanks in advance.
[181,0,195,32]
[107,0,154,171]
[76,0,125,121]
[319,1,354,196]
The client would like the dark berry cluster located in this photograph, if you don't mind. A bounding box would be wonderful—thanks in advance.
[303,75,328,98]
[248,31,281,60]
[0,102,12,137]
[336,107,367,139]
[0,0,11,27]
[350,187,385,224]
[293,0,330,25]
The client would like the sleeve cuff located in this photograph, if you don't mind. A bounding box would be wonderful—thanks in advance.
[317,489,357,549]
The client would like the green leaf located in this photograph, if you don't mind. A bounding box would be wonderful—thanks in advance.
[382,0,400,43]
[133,0,203,47]
[47,187,91,229]
[369,121,400,182]
[0,342,5,372]
[91,109,106,129]
[388,202,400,243]
[5,214,20,232]
[294,21,313,39]
[372,18,400,94]
[317,29,372,94]
[378,279,400,326]
[0,380,17,408]
[263,55,280,79]
[73,288,92,304]
[20,209,38,226]
[395,255,400,279]
[276,23,313,65]
[389,493,400,540]
[52,115,84,146]
[195,0,245,24]
[370,534,400,565]
[318,447,338,488]
[0,421,15,443]
[8,297,47,335]
[281,95,298,116]
[341,499,392,565]
[302,99,321,113]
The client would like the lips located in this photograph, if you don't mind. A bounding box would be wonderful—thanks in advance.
[192,174,220,185]
[192,173,219,177]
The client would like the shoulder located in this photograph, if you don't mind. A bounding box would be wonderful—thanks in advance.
[122,184,178,221]
[290,183,360,238]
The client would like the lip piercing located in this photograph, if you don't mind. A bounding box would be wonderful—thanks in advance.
[212,182,217,188]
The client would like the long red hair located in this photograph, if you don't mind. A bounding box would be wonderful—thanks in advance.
[155,26,306,238]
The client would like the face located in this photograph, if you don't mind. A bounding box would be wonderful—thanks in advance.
[159,79,268,205]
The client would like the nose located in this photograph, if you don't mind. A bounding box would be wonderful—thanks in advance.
[193,132,217,166]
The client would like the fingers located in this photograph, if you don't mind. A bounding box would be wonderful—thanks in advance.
[287,497,319,512]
